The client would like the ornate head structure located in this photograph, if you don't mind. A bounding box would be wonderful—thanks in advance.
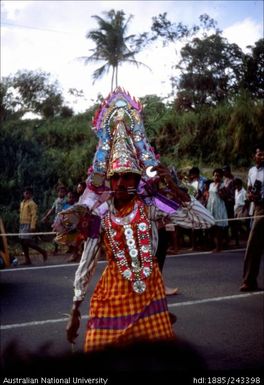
[88,87,159,191]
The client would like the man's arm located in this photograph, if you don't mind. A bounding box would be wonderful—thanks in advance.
[30,201,38,230]
[153,164,191,204]
[41,205,55,222]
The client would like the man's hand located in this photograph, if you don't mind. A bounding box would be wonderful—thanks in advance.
[66,309,80,344]
[248,190,261,203]
[153,164,191,203]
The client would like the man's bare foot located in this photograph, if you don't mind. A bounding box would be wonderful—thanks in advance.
[165,286,179,296]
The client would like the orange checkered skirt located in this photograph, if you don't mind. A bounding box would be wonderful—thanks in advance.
[84,254,175,352]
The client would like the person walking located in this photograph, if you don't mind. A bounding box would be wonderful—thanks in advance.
[240,144,264,292]
[19,187,47,265]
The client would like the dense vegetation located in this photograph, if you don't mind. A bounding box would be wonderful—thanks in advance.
[1,11,263,232]
[1,91,263,232]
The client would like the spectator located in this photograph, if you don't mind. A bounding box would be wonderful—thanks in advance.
[63,190,78,210]
[206,168,228,252]
[233,178,249,246]
[201,179,212,208]
[188,167,208,250]
[42,185,67,254]
[234,178,247,217]
[240,144,264,292]
[222,165,236,245]
[42,186,68,222]
[188,167,207,203]
[19,187,47,265]
[76,181,87,200]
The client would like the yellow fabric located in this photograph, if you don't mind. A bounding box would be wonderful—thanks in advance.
[19,199,38,229]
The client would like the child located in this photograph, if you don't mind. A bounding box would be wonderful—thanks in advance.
[201,179,212,208]
[42,186,68,222]
[42,186,67,254]
[63,190,78,210]
[233,178,249,246]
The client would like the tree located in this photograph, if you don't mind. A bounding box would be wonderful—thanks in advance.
[150,13,220,45]
[174,34,244,110]
[0,70,73,120]
[139,95,167,142]
[242,38,264,99]
[81,9,149,91]
[129,13,220,57]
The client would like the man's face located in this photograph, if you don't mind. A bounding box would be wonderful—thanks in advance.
[189,173,198,182]
[77,184,85,194]
[58,188,67,198]
[110,172,140,202]
[213,171,222,183]
[255,149,264,167]
[23,191,32,200]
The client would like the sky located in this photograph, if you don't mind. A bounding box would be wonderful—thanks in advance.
[1,0,263,114]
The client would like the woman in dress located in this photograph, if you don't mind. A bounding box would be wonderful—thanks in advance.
[207,168,228,252]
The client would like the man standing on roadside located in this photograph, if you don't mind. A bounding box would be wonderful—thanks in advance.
[19,187,47,265]
[240,144,264,291]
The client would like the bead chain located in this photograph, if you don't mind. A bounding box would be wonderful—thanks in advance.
[103,202,153,286]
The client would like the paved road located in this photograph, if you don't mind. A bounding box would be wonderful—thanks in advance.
[1,249,263,375]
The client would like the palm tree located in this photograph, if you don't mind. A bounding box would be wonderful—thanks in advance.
[80,9,149,91]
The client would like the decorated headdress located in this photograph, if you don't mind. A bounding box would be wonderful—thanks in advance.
[89,87,159,190]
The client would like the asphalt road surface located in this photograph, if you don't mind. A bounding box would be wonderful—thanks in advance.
[1,249,263,378]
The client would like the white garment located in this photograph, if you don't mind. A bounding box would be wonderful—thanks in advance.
[234,187,247,211]
[248,166,264,199]
[206,182,228,227]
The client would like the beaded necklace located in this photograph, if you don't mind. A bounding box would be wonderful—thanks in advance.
[103,201,153,294]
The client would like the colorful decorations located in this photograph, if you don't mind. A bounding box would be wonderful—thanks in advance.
[89,87,159,190]
[53,205,101,246]
[103,201,153,294]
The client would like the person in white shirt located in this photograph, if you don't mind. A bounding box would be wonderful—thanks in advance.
[233,178,249,247]
[234,178,247,216]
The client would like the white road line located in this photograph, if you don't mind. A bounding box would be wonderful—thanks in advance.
[0,317,74,330]
[0,249,246,273]
[168,291,263,308]
[0,260,107,272]
[166,248,246,258]
[1,292,262,331]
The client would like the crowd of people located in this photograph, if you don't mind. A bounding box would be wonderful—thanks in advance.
[171,164,251,253]
[18,182,87,265]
